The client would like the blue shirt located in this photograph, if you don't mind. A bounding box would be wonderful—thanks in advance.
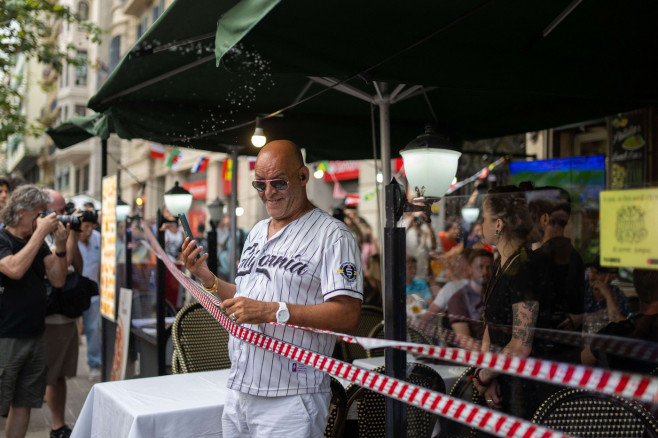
[406,277,432,301]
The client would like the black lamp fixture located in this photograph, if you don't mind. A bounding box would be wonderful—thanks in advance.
[163,181,193,218]
[392,125,462,222]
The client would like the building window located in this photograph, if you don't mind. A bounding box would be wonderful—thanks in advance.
[64,62,69,87]
[75,51,88,86]
[152,5,160,22]
[137,17,148,38]
[75,105,86,117]
[56,166,71,191]
[77,1,89,20]
[75,164,90,193]
[109,36,121,72]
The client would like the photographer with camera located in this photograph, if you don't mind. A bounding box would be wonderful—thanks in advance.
[42,189,84,438]
[0,185,69,438]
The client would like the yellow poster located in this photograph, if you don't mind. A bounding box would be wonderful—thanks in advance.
[100,174,118,320]
[600,188,658,270]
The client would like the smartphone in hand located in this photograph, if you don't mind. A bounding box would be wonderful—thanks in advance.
[179,213,205,257]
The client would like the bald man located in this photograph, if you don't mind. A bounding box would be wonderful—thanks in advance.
[182,140,362,437]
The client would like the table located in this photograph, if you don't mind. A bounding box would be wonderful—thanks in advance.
[71,369,230,438]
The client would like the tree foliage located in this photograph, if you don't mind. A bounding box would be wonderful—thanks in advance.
[1,0,102,143]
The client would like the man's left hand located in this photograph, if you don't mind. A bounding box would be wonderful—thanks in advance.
[221,297,276,325]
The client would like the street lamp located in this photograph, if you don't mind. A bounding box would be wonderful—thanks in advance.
[461,207,480,223]
[163,181,193,217]
[384,125,461,438]
[155,181,193,375]
[207,198,225,275]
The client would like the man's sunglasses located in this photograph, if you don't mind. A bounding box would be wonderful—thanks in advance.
[252,178,289,192]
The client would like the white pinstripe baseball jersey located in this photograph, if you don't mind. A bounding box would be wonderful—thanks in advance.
[227,208,363,397]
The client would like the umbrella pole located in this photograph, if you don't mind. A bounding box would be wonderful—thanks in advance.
[378,84,407,438]
[228,146,240,282]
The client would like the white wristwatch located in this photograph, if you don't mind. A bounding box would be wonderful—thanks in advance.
[276,302,290,324]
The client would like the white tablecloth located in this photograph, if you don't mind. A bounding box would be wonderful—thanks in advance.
[71,369,230,438]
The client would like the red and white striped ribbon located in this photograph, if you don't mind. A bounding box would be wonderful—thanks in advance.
[142,226,571,438]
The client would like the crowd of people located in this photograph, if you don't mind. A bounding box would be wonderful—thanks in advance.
[0,178,101,438]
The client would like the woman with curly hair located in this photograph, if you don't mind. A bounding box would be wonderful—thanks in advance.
[472,185,557,420]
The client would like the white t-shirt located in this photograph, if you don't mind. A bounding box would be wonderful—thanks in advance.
[432,279,469,310]
[227,208,363,397]
[78,229,101,284]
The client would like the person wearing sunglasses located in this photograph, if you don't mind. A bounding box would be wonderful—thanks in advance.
[181,140,362,438]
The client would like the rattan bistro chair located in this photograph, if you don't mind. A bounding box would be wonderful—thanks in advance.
[339,305,384,362]
[325,377,349,438]
[171,302,231,373]
[532,388,658,438]
[366,322,386,358]
[345,363,446,438]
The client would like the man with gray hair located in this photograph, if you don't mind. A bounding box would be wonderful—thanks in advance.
[0,185,69,438]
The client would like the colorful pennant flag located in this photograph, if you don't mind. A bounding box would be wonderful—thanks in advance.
[166,149,184,169]
[149,143,165,159]
[191,157,210,173]
[316,160,330,172]
[332,181,348,199]
[248,157,257,171]
[222,159,233,195]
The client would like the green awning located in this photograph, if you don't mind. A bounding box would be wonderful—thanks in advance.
[87,0,658,161]
[46,113,112,148]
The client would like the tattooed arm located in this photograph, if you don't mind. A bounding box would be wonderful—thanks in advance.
[477,300,539,384]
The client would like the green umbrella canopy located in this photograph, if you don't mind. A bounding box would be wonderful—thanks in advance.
[88,0,658,161]
[46,113,113,148]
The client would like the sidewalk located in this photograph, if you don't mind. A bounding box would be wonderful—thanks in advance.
[0,337,96,437]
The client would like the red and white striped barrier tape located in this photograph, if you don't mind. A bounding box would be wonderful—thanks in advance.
[141,226,571,438]
[412,312,658,366]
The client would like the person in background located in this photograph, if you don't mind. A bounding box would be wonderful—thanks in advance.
[82,201,95,212]
[43,189,84,438]
[473,185,558,420]
[181,140,362,437]
[0,185,69,438]
[582,259,631,336]
[437,215,462,254]
[363,254,382,308]
[405,255,435,309]
[195,223,208,253]
[0,177,10,210]
[447,249,493,343]
[422,249,472,323]
[527,186,585,364]
[466,222,485,249]
[77,219,102,381]
[581,268,658,374]
[402,207,437,280]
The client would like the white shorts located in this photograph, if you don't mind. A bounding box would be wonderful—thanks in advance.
[222,389,331,438]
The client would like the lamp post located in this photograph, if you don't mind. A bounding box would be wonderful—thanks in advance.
[156,181,193,375]
[384,125,461,438]
[207,197,224,276]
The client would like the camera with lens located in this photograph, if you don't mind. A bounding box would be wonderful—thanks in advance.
[41,209,98,232]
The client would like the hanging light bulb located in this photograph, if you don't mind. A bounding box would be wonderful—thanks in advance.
[376,172,384,183]
[313,168,324,179]
[235,205,244,217]
[251,118,266,147]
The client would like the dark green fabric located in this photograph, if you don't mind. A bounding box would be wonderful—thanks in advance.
[46,113,112,148]
[87,0,658,160]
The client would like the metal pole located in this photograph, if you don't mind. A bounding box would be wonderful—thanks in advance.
[156,209,166,375]
[100,137,109,382]
[125,217,133,290]
[207,221,218,275]
[378,84,391,305]
[228,147,239,282]
[384,181,407,438]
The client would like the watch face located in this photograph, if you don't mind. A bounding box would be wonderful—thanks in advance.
[277,308,290,323]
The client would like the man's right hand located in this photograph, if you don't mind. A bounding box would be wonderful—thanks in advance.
[181,237,214,287]
[36,211,60,236]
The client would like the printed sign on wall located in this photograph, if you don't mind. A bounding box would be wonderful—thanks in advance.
[600,188,658,270]
[100,174,117,320]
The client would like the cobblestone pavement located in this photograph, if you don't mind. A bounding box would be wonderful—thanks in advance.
[0,337,96,437]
